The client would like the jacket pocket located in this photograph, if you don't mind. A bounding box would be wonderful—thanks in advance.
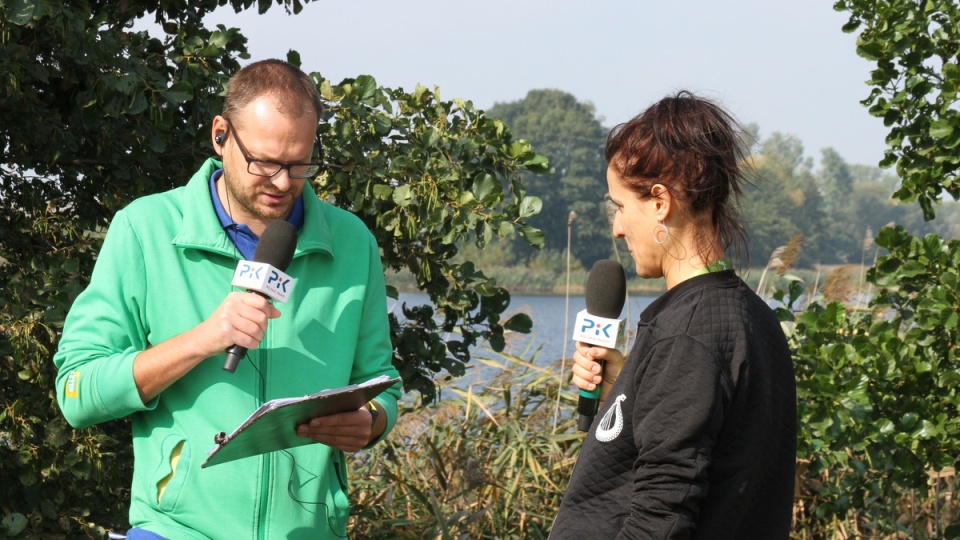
[151,435,192,512]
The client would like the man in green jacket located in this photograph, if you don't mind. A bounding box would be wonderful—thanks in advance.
[53,59,401,539]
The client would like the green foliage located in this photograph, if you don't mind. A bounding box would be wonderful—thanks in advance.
[743,131,956,269]
[313,76,546,403]
[780,227,960,535]
[2,1,247,536]
[1,217,133,539]
[5,0,960,537]
[0,0,546,536]
[836,0,960,219]
[454,244,573,294]
[778,2,960,534]
[746,133,830,267]
[487,90,612,268]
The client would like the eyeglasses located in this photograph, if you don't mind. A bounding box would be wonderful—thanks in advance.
[223,118,323,179]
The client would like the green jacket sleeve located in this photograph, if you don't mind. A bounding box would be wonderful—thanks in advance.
[352,232,402,446]
[53,210,156,428]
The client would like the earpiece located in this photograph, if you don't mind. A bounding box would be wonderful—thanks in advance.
[215,133,225,145]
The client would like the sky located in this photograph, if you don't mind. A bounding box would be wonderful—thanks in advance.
[202,1,888,167]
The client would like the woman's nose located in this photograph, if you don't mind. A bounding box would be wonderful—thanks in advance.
[612,214,625,237]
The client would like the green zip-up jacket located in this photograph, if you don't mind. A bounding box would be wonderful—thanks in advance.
[54,158,401,539]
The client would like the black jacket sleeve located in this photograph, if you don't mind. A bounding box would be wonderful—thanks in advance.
[618,335,733,539]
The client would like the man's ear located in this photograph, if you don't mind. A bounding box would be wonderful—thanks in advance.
[211,115,228,155]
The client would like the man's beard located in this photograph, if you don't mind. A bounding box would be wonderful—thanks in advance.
[223,174,298,221]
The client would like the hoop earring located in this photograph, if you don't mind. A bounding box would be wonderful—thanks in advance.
[653,221,669,245]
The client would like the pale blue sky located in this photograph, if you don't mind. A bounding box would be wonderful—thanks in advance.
[203,1,887,167]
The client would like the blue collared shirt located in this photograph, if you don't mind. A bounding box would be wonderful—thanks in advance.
[208,169,304,260]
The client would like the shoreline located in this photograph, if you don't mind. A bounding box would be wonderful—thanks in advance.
[388,284,668,297]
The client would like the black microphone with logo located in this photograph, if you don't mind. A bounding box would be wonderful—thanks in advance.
[222,220,298,373]
[571,259,627,432]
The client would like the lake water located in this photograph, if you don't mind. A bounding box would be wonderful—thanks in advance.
[389,292,657,377]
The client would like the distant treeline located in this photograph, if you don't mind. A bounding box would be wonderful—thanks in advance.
[479,89,959,277]
[386,256,833,298]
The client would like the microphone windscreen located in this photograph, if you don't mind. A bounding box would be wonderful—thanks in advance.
[253,220,297,271]
[585,259,626,318]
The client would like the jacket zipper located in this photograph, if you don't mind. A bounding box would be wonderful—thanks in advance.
[257,332,271,539]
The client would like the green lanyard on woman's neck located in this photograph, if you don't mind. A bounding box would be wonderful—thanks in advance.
[691,257,732,278]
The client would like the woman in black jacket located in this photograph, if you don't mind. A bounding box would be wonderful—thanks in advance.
[550,91,797,540]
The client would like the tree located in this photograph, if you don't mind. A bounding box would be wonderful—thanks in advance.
[784,1,960,533]
[314,78,547,401]
[819,147,855,206]
[487,90,611,268]
[843,0,960,220]
[743,135,952,269]
[744,132,829,267]
[2,2,244,536]
[0,1,546,536]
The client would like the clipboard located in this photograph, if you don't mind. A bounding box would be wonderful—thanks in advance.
[202,375,401,468]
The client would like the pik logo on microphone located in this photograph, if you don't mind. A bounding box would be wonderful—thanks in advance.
[571,309,626,350]
[232,261,295,303]
[581,318,614,338]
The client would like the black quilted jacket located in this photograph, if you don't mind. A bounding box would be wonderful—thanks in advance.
[551,270,796,540]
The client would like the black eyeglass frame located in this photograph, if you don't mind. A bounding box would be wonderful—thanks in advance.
[223,117,325,179]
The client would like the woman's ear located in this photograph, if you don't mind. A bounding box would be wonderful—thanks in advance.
[651,184,673,221]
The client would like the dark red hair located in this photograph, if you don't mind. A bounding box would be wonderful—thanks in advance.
[606,90,751,263]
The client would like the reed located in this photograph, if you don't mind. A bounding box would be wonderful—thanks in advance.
[346,344,958,539]
[757,233,803,300]
[348,351,582,539]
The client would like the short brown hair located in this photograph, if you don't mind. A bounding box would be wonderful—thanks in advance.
[222,59,324,125]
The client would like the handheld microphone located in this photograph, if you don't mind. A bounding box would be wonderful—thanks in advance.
[222,220,298,372]
[572,259,627,432]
